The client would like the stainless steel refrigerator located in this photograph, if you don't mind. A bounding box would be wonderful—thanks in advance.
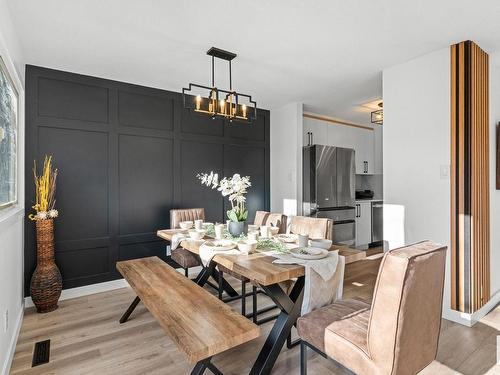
[303,145,356,245]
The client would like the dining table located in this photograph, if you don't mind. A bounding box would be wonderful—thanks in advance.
[157,228,308,375]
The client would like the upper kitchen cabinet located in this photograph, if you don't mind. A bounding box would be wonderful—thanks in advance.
[303,115,375,174]
[303,117,327,146]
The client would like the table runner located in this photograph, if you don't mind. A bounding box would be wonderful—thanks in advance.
[269,250,342,314]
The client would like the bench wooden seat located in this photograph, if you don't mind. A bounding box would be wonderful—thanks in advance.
[116,256,260,374]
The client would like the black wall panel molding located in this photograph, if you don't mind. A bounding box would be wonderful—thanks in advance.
[25,65,270,295]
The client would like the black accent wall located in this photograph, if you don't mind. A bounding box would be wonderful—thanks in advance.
[24,65,270,295]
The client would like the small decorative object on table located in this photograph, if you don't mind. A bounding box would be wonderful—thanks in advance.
[29,156,62,313]
[197,171,251,237]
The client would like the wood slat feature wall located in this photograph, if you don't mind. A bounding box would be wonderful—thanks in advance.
[450,41,490,313]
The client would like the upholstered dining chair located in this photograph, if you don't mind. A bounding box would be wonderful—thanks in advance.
[169,208,205,277]
[254,211,287,234]
[290,216,333,240]
[297,240,447,375]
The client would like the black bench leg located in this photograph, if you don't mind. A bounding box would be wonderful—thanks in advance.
[119,296,140,324]
[300,341,307,375]
[191,357,223,375]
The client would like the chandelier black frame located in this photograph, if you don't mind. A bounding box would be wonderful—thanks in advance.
[182,47,257,124]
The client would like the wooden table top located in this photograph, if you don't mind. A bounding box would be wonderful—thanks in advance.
[157,229,305,286]
[116,256,260,363]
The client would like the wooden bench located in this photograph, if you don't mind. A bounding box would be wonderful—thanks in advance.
[117,256,260,374]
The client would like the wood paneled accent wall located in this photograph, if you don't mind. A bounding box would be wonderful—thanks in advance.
[25,66,270,295]
[450,41,490,313]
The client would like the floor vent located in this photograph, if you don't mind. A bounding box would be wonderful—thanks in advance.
[32,339,50,367]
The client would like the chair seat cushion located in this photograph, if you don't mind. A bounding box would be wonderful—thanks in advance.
[171,248,200,269]
[297,298,370,353]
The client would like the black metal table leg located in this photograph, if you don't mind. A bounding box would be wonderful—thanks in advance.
[190,356,223,375]
[209,266,238,297]
[193,255,238,298]
[119,296,140,324]
[249,276,305,375]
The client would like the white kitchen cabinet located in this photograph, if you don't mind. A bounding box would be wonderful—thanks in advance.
[355,201,372,245]
[352,128,374,174]
[303,117,375,174]
[303,119,327,146]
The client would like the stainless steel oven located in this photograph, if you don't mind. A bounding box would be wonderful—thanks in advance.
[371,200,383,246]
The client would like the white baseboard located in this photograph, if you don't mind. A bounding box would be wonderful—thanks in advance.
[25,279,129,308]
[442,290,500,327]
[1,307,23,375]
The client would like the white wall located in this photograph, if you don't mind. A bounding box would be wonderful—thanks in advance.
[0,0,25,374]
[270,102,303,216]
[383,47,453,318]
[488,52,500,299]
[383,46,500,325]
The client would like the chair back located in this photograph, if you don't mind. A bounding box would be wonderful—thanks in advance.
[289,216,333,240]
[254,211,287,234]
[170,208,205,229]
[367,240,447,375]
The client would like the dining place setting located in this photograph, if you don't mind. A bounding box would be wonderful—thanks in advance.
[113,170,347,375]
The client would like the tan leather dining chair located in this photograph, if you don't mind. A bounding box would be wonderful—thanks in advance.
[254,211,287,234]
[290,216,333,240]
[297,240,447,375]
[169,208,205,277]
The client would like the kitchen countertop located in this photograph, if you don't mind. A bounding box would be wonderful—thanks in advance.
[355,198,383,203]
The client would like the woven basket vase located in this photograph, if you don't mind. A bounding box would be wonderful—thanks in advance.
[30,219,62,313]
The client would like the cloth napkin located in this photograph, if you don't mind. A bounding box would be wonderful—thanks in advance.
[170,232,187,250]
[198,243,241,266]
[272,250,343,314]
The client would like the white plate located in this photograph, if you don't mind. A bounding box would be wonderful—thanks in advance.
[277,234,298,243]
[290,247,329,260]
[202,239,237,251]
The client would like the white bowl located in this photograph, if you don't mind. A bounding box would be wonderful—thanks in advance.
[269,226,280,236]
[179,221,194,230]
[309,238,332,250]
[188,229,206,240]
[237,240,258,254]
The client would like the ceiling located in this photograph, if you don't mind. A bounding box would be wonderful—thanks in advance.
[6,0,500,125]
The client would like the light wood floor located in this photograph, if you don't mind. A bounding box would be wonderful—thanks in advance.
[10,256,500,375]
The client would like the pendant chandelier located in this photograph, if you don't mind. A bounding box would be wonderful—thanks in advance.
[370,102,383,125]
[182,47,257,123]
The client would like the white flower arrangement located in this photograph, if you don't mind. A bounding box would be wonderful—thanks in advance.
[197,171,251,222]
